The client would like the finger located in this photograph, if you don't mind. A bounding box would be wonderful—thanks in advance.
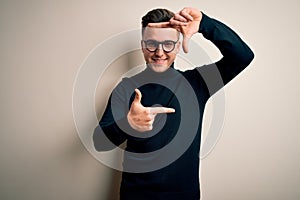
[179,9,194,21]
[147,22,172,28]
[135,124,153,132]
[182,35,191,53]
[173,13,188,22]
[169,18,188,26]
[134,88,142,103]
[143,125,153,131]
[149,107,175,114]
[142,119,154,126]
[142,112,155,121]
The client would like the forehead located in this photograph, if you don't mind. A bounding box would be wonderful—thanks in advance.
[142,27,178,41]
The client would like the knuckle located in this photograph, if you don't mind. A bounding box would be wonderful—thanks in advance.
[144,117,151,121]
[180,9,187,14]
[133,117,141,122]
[143,108,151,115]
[145,121,153,126]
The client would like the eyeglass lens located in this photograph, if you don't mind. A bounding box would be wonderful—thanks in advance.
[144,40,176,52]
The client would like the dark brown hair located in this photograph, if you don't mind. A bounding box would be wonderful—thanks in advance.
[141,8,175,27]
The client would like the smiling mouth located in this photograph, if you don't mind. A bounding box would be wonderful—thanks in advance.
[153,58,167,64]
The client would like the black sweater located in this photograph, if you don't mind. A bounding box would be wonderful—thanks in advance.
[93,13,254,200]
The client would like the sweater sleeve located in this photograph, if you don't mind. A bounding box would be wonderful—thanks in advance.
[194,13,254,96]
[93,80,138,151]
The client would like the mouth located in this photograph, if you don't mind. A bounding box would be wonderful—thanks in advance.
[152,58,168,64]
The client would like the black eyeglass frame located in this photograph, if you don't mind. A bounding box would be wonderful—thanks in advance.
[142,38,180,53]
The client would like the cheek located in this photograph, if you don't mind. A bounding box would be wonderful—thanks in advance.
[142,50,151,61]
[169,54,177,61]
[142,48,148,56]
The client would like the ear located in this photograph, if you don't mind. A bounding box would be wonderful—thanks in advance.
[141,40,147,54]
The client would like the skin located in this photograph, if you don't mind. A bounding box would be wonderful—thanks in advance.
[127,89,175,132]
[148,7,203,53]
[141,27,180,73]
[127,7,203,132]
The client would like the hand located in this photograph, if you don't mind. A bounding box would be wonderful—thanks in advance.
[127,89,175,132]
[148,7,202,53]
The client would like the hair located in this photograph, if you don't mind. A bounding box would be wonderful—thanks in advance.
[141,8,175,27]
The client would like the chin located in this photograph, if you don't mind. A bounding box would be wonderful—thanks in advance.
[149,64,169,73]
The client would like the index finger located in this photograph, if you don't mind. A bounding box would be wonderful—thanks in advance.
[147,22,172,28]
[179,8,194,21]
[149,107,176,114]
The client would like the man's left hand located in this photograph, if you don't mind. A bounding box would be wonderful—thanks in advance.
[148,7,202,53]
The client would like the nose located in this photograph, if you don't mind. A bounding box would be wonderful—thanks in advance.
[155,44,164,56]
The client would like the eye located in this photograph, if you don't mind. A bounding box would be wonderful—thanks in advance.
[163,40,174,48]
[145,40,157,48]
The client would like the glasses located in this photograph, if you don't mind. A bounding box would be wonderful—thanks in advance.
[142,39,179,53]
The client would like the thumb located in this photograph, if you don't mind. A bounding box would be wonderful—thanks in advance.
[133,89,142,103]
[182,34,191,53]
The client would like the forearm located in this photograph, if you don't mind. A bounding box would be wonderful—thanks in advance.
[93,95,129,151]
[93,120,127,152]
[199,13,254,78]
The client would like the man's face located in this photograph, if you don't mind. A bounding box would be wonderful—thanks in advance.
[141,27,180,73]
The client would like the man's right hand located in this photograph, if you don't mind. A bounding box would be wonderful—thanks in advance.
[127,89,175,132]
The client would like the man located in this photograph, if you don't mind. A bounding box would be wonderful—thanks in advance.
[93,7,254,200]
